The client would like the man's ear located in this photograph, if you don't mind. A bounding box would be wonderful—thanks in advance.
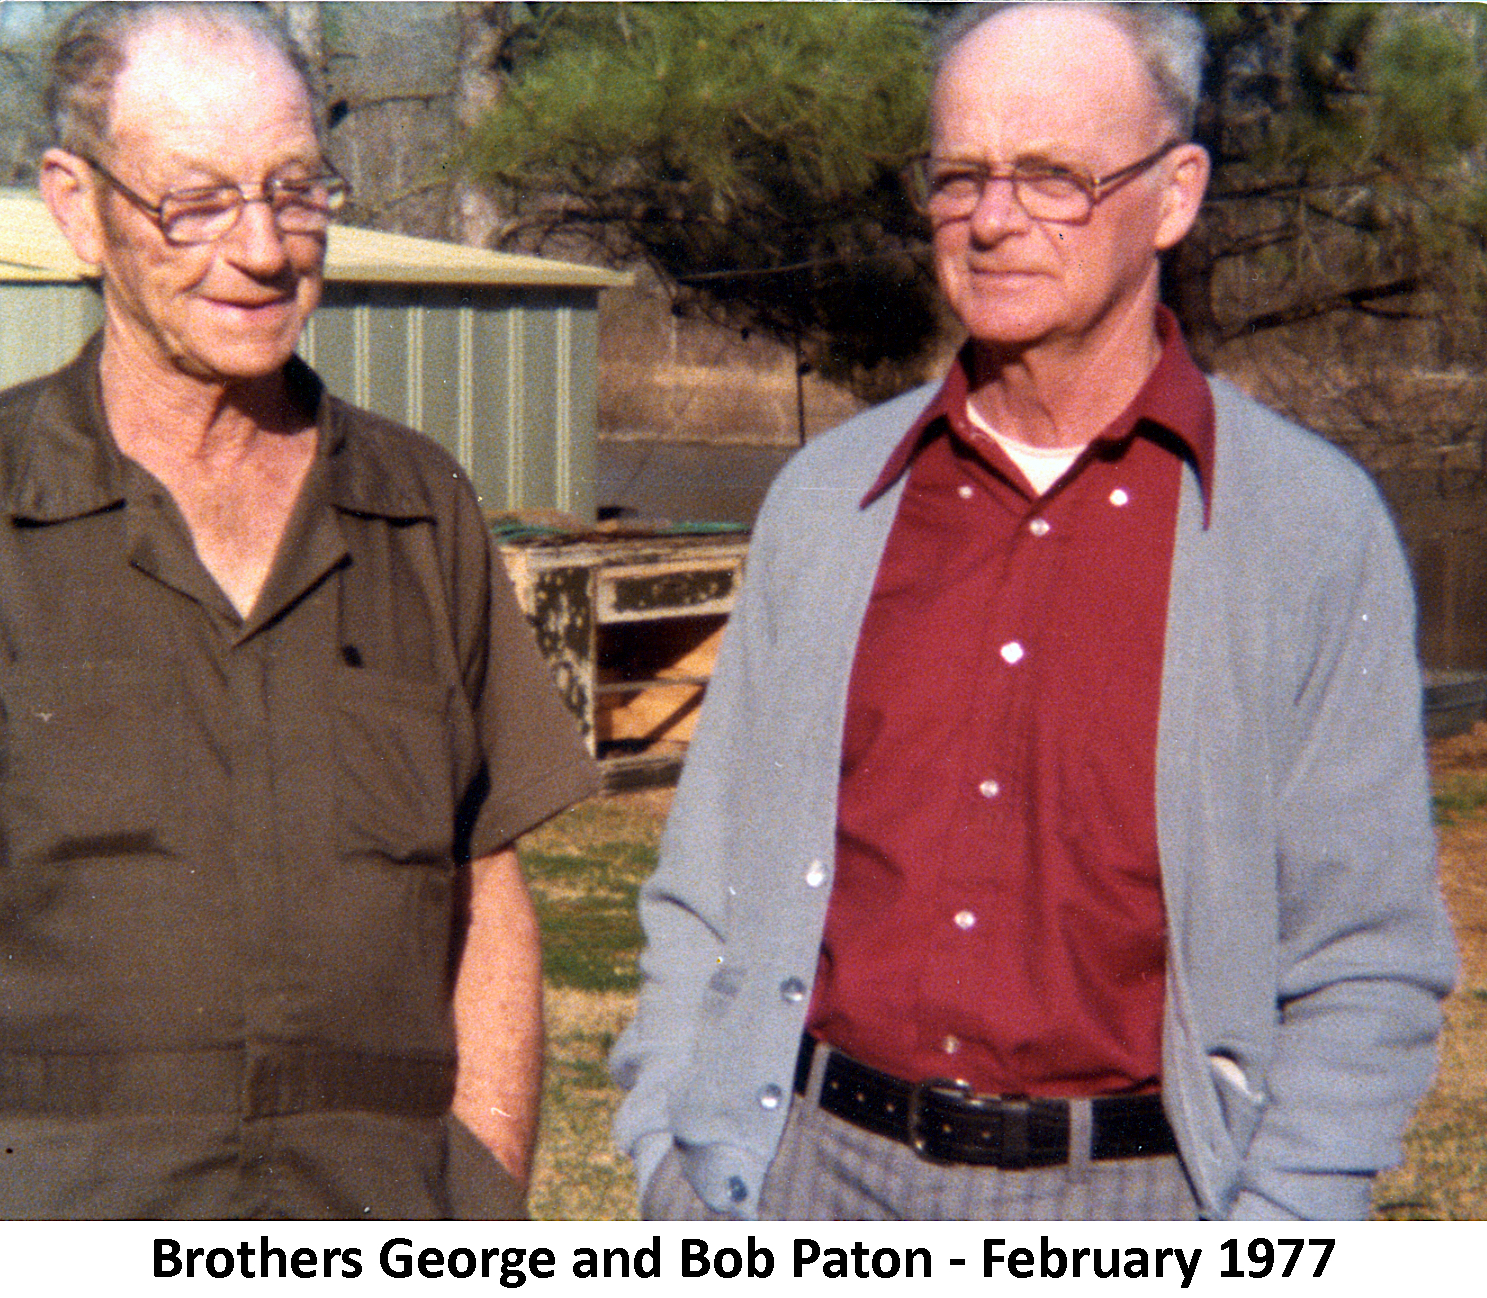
[1154,142,1210,252]
[39,148,107,267]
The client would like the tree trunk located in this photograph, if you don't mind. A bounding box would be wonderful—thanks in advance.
[454,3,514,247]
[278,2,325,73]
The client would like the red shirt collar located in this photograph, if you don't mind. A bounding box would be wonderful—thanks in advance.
[863,306,1216,524]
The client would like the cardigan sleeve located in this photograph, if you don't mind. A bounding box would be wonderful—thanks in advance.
[607,398,918,1215]
[1229,494,1456,1219]
[607,484,785,1200]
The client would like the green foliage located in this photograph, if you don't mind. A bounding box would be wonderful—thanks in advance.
[465,2,937,398]
[1372,18,1487,162]
[1174,3,1487,364]
[477,5,923,202]
[468,3,1487,401]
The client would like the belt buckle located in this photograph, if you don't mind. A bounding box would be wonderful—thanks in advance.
[906,1077,973,1162]
[908,1080,1040,1168]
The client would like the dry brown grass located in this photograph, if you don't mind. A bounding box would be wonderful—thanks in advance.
[1373,722,1487,1219]
[524,734,1487,1220]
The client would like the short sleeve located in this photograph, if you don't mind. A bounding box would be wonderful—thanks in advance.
[442,484,598,858]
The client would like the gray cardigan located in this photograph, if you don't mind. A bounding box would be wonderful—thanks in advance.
[610,378,1456,1220]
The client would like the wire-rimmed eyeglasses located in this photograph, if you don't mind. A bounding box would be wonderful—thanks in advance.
[82,155,350,246]
[906,140,1185,225]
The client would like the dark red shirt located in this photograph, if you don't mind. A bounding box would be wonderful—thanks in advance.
[806,310,1214,1097]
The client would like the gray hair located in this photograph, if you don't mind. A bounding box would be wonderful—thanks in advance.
[936,3,1207,138]
[46,2,323,159]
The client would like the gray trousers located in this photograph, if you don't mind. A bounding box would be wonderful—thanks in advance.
[644,1057,1200,1221]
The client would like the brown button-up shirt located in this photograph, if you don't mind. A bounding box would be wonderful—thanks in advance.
[807,310,1214,1097]
[0,338,597,1216]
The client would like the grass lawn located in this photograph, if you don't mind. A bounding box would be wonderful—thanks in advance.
[521,732,1487,1220]
[1372,724,1487,1219]
[522,789,669,1221]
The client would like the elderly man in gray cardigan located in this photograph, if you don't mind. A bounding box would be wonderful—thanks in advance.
[611,2,1454,1221]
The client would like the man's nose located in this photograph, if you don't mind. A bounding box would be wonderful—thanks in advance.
[968,175,1033,240]
[222,196,292,273]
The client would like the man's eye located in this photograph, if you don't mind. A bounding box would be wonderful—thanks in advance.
[272,178,336,209]
[930,169,982,197]
[164,189,238,217]
[1018,169,1085,199]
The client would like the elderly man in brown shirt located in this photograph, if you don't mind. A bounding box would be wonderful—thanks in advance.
[0,2,595,1218]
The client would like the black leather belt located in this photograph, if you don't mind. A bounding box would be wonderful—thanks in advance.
[794,1035,1176,1169]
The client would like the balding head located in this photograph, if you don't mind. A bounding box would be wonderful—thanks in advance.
[937,3,1206,140]
[47,2,321,162]
[38,3,331,388]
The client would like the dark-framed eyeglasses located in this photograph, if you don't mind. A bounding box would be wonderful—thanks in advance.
[81,155,350,246]
[906,139,1185,225]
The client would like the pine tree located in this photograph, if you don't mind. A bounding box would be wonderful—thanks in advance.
[1175,3,1487,460]
[1177,4,1487,360]
[462,2,938,399]
[465,2,1487,422]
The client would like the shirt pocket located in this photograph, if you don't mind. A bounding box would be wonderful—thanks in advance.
[332,668,463,866]
[0,658,183,865]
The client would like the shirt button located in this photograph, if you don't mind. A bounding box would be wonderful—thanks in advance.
[780,977,806,1003]
[957,484,974,500]
[805,859,826,887]
[979,778,1000,798]
[942,1035,961,1055]
[1110,488,1130,507]
[758,1084,783,1110]
[1028,518,1050,537]
[1000,641,1025,665]
[727,1176,749,1203]
[954,909,977,931]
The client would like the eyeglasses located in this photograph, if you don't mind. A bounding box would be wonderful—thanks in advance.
[82,155,349,246]
[907,140,1184,225]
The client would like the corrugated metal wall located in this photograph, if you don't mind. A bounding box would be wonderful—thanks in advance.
[0,282,105,389]
[303,283,597,521]
[0,278,598,521]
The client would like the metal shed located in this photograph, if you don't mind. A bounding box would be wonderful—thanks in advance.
[0,188,626,521]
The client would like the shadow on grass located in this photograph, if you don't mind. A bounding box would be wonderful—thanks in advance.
[535,885,644,993]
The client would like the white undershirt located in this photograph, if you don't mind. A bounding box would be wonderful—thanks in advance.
[965,402,1084,495]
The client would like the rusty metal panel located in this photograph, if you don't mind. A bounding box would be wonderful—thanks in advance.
[527,563,597,746]
[597,560,741,623]
[498,532,750,777]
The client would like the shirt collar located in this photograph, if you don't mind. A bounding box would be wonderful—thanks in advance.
[5,333,128,523]
[5,337,433,525]
[862,305,1216,525]
[298,359,437,522]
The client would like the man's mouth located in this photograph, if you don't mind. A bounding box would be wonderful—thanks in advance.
[204,295,294,320]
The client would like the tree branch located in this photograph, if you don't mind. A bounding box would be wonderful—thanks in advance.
[1222,276,1424,342]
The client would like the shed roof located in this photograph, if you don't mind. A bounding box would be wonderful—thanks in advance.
[0,188,628,289]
